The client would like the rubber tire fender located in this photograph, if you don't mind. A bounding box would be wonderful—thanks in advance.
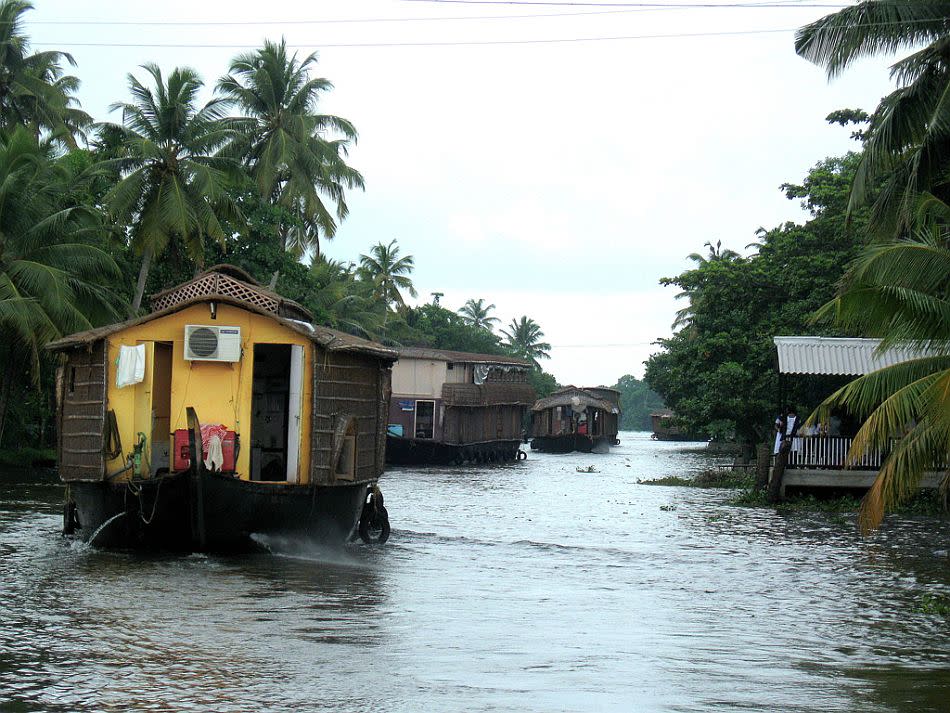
[359,503,391,545]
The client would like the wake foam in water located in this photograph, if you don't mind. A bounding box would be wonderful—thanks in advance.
[249,532,367,568]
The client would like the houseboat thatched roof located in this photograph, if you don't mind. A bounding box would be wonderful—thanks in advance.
[532,386,620,414]
[46,267,397,361]
[442,382,537,407]
[397,347,531,368]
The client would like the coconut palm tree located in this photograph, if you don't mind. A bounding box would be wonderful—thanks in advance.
[0,0,91,143]
[100,63,240,312]
[795,1,950,237]
[218,39,363,257]
[502,316,551,366]
[458,298,500,331]
[307,254,383,337]
[810,220,950,531]
[358,239,417,316]
[670,240,745,330]
[0,127,121,444]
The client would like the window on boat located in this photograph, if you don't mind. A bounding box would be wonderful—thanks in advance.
[415,400,435,439]
[335,433,356,480]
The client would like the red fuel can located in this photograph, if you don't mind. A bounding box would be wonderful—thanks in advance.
[173,429,236,472]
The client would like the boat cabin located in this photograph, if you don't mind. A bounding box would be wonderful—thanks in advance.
[386,348,536,464]
[47,265,397,549]
[531,386,621,453]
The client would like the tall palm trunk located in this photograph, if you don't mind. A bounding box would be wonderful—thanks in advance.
[131,247,153,315]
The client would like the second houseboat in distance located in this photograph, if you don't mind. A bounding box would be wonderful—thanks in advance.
[386,348,536,465]
[531,386,622,453]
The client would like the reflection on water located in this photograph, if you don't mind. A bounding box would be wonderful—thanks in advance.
[1,432,948,712]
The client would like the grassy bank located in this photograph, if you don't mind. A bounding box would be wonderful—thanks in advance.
[730,487,948,516]
[640,468,948,517]
[639,468,756,489]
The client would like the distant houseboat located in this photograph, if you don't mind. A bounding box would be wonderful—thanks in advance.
[531,386,621,453]
[386,348,536,465]
[650,409,685,441]
[48,265,397,551]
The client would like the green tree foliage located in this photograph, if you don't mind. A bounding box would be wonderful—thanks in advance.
[396,302,503,354]
[501,316,551,367]
[101,63,240,312]
[611,375,665,431]
[458,298,500,331]
[358,239,417,314]
[645,151,868,444]
[0,0,91,143]
[796,1,950,238]
[811,223,950,530]
[218,39,363,257]
[796,3,950,527]
[0,128,122,446]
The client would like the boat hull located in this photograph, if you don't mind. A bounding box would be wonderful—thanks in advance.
[530,434,617,454]
[68,472,371,551]
[385,435,521,465]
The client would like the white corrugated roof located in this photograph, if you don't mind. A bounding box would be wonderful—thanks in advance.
[773,337,933,375]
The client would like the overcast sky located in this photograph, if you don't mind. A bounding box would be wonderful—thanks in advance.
[28,0,895,386]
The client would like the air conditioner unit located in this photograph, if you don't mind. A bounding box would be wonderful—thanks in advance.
[184,325,242,362]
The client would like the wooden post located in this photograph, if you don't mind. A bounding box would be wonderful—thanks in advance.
[755,443,770,489]
[768,439,790,503]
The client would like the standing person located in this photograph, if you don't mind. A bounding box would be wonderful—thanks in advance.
[786,408,801,454]
[773,407,798,454]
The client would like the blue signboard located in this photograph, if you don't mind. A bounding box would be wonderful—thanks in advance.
[398,399,415,412]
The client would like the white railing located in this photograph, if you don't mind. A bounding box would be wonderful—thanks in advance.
[786,436,885,470]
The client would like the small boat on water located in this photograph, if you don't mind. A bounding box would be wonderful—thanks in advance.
[530,386,621,454]
[47,265,397,551]
[385,348,536,465]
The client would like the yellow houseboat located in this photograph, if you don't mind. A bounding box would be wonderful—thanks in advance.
[47,265,397,551]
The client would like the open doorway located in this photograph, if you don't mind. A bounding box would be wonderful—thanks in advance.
[251,344,291,481]
[414,400,435,439]
[151,342,173,475]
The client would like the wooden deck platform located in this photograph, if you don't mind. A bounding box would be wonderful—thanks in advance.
[780,469,944,494]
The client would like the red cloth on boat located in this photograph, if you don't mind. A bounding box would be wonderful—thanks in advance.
[200,423,229,450]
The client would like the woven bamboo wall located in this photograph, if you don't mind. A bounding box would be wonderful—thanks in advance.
[442,382,535,408]
[310,350,391,485]
[443,404,525,445]
[59,343,108,482]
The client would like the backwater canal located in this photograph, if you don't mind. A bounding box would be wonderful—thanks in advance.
[1,431,949,712]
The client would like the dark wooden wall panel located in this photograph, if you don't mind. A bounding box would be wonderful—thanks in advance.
[59,342,107,482]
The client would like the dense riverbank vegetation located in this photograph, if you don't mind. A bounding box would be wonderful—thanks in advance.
[0,0,558,456]
[647,0,950,527]
[610,375,665,431]
[644,141,869,446]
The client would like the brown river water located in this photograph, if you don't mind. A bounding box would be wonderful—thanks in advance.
[1,431,949,712]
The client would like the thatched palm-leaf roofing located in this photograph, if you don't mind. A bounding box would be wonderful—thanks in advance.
[532,386,620,414]
[397,347,530,367]
[46,266,397,361]
[442,382,537,407]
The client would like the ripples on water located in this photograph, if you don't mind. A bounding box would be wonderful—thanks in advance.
[1,432,948,712]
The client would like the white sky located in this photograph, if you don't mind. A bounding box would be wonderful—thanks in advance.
[28,0,896,385]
